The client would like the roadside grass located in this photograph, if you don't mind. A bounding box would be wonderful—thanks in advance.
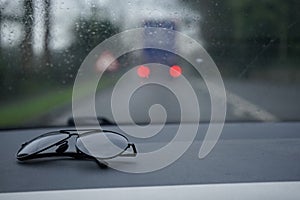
[0,76,115,127]
[0,87,73,127]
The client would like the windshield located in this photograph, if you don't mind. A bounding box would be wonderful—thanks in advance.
[0,0,299,128]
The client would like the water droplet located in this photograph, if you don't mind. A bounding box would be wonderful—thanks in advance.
[196,58,203,63]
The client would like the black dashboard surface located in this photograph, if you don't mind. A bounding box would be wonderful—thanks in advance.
[1,122,300,193]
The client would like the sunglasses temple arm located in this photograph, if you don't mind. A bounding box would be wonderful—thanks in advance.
[17,152,91,161]
[118,143,137,157]
[18,152,110,169]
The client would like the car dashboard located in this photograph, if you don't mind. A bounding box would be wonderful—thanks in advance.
[0,122,300,199]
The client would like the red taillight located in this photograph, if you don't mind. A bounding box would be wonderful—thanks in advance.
[137,65,150,78]
[169,65,182,78]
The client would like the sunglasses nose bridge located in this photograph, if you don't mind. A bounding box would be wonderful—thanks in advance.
[55,141,69,153]
[21,142,28,147]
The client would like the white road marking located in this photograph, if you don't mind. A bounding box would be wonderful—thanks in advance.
[226,90,279,121]
[196,82,278,121]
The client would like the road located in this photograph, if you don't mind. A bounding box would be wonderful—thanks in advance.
[51,70,300,126]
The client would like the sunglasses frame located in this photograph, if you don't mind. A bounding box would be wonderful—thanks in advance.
[16,129,137,167]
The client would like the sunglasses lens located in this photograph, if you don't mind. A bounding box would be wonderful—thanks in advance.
[76,131,128,159]
[17,132,69,158]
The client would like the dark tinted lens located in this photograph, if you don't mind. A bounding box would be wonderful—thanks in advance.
[76,131,128,159]
[17,132,69,158]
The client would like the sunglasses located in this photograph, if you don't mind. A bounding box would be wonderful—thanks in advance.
[17,129,137,167]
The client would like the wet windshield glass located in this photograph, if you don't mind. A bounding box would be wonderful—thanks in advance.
[0,0,299,128]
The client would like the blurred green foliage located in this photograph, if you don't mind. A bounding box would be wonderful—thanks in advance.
[183,0,299,76]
